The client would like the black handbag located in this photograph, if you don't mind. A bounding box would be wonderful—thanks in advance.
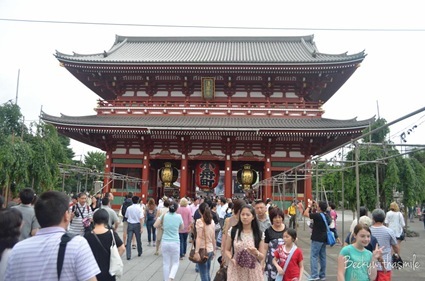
[392,254,403,270]
[213,264,227,281]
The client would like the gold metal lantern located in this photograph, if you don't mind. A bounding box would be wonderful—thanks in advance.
[159,162,178,188]
[236,164,258,191]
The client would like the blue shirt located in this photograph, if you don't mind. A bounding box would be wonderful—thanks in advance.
[162,213,183,243]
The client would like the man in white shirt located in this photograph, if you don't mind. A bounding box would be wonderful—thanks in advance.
[68,193,93,236]
[217,197,228,228]
[124,196,144,260]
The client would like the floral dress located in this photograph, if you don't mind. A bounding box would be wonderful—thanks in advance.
[227,230,264,281]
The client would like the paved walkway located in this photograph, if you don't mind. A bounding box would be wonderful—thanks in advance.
[117,211,425,281]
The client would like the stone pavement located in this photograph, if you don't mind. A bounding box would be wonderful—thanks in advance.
[117,211,425,281]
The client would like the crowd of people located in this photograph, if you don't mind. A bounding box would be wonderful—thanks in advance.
[0,189,413,281]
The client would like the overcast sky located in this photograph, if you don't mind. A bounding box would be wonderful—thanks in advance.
[1,0,424,159]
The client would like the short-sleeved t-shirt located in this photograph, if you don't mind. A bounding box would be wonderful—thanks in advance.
[339,244,372,281]
[273,245,303,281]
[162,213,183,243]
[370,225,397,271]
[344,232,379,253]
[309,212,330,243]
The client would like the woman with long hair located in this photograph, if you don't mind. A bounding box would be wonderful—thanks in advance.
[84,209,125,281]
[224,204,265,281]
[176,197,192,259]
[194,202,216,281]
[385,202,405,252]
[220,199,244,261]
[161,201,183,281]
[262,207,286,281]
[0,208,23,281]
[90,196,99,212]
[145,198,158,247]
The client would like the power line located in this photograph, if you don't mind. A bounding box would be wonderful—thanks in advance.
[1,18,425,32]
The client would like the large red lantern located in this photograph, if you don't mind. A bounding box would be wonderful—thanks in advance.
[195,161,220,191]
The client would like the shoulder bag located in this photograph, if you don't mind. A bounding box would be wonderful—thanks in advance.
[275,244,298,281]
[320,213,336,246]
[92,230,124,277]
[189,219,209,264]
[154,213,164,229]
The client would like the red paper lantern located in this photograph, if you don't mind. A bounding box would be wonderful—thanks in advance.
[195,161,219,191]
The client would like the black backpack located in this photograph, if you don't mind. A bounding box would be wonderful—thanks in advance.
[121,200,132,220]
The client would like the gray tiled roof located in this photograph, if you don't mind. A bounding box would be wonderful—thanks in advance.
[41,113,373,131]
[55,35,365,65]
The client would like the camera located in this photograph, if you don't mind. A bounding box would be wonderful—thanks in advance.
[74,211,80,217]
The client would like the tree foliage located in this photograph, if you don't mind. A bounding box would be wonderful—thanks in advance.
[319,117,425,213]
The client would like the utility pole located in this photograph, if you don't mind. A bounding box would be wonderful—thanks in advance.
[355,142,361,220]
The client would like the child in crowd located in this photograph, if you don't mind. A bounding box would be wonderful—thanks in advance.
[273,228,304,281]
[337,224,383,281]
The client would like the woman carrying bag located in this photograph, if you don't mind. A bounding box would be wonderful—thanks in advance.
[194,202,216,281]
[224,204,265,281]
[85,209,125,281]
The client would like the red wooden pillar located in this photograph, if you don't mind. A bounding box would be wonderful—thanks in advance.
[225,155,232,199]
[305,160,312,205]
[103,150,112,193]
[263,156,272,200]
[180,155,188,198]
[141,154,150,203]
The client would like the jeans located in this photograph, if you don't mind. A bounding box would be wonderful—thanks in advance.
[162,241,180,281]
[289,214,296,229]
[179,232,189,257]
[310,240,326,279]
[126,222,142,259]
[198,252,214,281]
[146,219,156,243]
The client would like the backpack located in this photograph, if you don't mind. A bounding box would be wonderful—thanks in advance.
[121,199,132,220]
[146,209,156,221]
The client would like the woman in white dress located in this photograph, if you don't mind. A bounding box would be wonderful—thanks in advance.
[385,202,405,252]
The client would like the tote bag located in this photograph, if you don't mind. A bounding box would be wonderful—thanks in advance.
[109,230,124,277]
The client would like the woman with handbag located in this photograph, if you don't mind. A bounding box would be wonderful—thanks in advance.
[193,202,216,281]
[161,201,183,281]
[85,209,125,281]
[224,204,265,281]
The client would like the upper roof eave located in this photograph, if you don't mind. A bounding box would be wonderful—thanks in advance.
[54,35,366,65]
[41,112,375,132]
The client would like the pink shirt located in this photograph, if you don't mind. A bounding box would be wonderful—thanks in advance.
[177,206,193,233]
[195,219,216,253]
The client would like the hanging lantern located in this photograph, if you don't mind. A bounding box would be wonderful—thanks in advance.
[237,164,258,191]
[195,161,220,191]
[159,162,179,188]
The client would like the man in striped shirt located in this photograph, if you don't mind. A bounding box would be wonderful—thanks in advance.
[69,193,93,236]
[5,191,100,281]
[370,208,400,281]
